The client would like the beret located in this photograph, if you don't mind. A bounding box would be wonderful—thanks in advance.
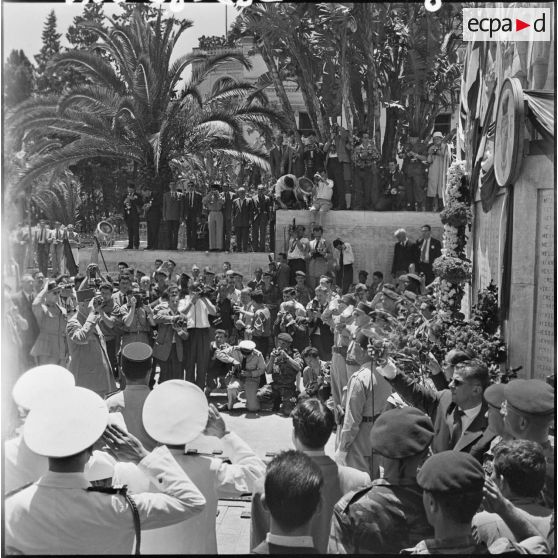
[277,332,293,343]
[417,451,485,494]
[406,273,422,283]
[504,379,554,416]
[192,265,200,271]
[122,342,152,363]
[295,271,306,277]
[484,383,506,409]
[371,407,434,458]
[239,340,256,351]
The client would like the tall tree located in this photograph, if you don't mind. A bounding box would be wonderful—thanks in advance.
[34,10,63,95]
[66,2,106,49]
[4,50,34,108]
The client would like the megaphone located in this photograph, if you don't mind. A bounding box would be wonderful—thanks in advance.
[95,221,114,242]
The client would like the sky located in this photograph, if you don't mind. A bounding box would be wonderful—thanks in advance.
[2,1,238,62]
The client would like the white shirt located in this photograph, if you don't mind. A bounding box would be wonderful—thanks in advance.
[178,296,214,329]
[288,237,309,260]
[315,178,333,201]
[420,237,431,263]
[5,446,206,555]
[4,435,49,495]
[115,433,265,555]
[334,242,355,266]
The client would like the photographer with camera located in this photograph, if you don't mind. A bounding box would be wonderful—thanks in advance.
[307,225,331,290]
[120,287,156,351]
[257,333,303,416]
[232,288,254,342]
[152,286,190,383]
[307,286,334,362]
[178,281,217,390]
[287,224,309,283]
[275,288,309,354]
[66,290,117,397]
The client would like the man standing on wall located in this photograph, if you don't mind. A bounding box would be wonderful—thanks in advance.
[33,219,52,277]
[232,187,252,253]
[333,238,355,294]
[182,181,202,251]
[251,185,272,252]
[123,184,142,250]
[415,224,442,285]
[163,181,182,250]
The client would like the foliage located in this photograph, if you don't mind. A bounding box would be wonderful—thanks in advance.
[34,10,64,95]
[30,171,82,226]
[4,50,35,108]
[470,280,501,336]
[66,2,107,50]
[198,35,238,50]
[8,7,283,197]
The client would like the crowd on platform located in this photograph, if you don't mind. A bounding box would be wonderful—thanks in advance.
[4,217,555,554]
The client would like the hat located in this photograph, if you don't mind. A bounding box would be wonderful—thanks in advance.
[370,407,434,459]
[192,265,200,271]
[225,270,235,277]
[203,267,215,275]
[295,271,306,277]
[233,272,243,278]
[239,340,256,352]
[283,287,295,295]
[142,380,209,445]
[382,285,399,300]
[24,387,109,457]
[354,283,368,292]
[417,451,485,494]
[432,131,444,139]
[156,269,169,278]
[406,273,422,283]
[354,301,374,315]
[84,451,116,482]
[403,290,418,302]
[504,379,554,416]
[13,365,75,410]
[484,383,506,410]
[122,342,152,363]
[341,294,356,306]
[277,333,293,343]
[46,281,61,293]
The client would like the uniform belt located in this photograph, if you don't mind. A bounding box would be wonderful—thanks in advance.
[362,415,379,423]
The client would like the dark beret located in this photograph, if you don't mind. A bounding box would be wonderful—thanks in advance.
[277,333,293,343]
[371,407,434,459]
[504,379,554,416]
[484,383,506,409]
[122,342,152,363]
[417,451,485,494]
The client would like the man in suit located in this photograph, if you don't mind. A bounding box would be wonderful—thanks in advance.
[252,450,322,555]
[251,185,272,252]
[323,123,352,210]
[123,185,143,250]
[376,358,493,462]
[391,228,417,279]
[232,187,252,252]
[12,274,39,369]
[33,219,52,277]
[269,134,285,180]
[50,221,66,277]
[251,399,370,553]
[221,183,235,251]
[144,187,162,250]
[415,224,442,285]
[162,182,182,250]
[182,181,203,251]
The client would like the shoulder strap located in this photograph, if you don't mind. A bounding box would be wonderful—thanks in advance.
[87,485,141,554]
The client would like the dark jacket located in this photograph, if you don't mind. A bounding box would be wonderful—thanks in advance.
[232,197,253,227]
[269,145,285,179]
[252,195,273,221]
[162,191,182,222]
[415,237,442,265]
[123,192,143,221]
[182,190,203,218]
[388,374,492,461]
[392,240,418,276]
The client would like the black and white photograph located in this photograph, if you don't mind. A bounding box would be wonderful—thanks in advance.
[2,0,555,554]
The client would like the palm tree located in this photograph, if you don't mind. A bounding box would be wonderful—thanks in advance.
[8,8,284,194]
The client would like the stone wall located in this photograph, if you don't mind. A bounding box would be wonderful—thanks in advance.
[275,210,443,281]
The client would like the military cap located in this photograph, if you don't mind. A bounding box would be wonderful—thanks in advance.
[295,271,306,277]
[13,365,75,411]
[341,294,356,306]
[354,283,368,292]
[263,271,273,277]
[354,301,374,315]
[84,450,116,482]
[370,407,434,459]
[320,274,333,281]
[203,267,215,275]
[283,287,296,295]
[117,261,129,268]
[143,380,208,445]
[417,451,485,494]
[122,342,152,363]
[24,387,108,458]
[403,290,418,302]
[277,332,293,343]
[46,280,61,293]
[484,383,506,409]
[239,340,256,352]
[168,259,177,267]
[504,379,554,416]
[226,270,235,277]
[233,271,243,278]
[406,272,422,283]
[155,269,169,277]
[382,285,399,300]
[192,264,200,271]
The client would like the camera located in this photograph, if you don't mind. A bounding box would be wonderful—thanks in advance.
[92,295,104,307]
[174,316,187,328]
[192,284,215,298]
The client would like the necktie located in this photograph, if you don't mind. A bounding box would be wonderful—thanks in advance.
[40,228,45,243]
[450,407,465,447]
[241,355,248,373]
[421,240,428,263]
[339,247,344,267]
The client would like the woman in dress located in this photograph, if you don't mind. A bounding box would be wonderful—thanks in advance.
[30,280,68,365]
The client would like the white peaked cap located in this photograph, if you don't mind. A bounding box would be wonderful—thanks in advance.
[84,451,116,482]
[143,380,209,445]
[238,340,256,351]
[13,365,75,410]
[24,387,109,457]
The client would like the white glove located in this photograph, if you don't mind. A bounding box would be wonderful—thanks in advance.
[334,450,348,466]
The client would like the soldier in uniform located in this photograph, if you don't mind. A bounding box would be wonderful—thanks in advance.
[123,184,143,250]
[400,136,428,212]
[401,451,487,554]
[294,270,313,307]
[257,332,303,416]
[501,379,555,508]
[329,407,435,554]
[335,331,392,477]
[5,386,206,555]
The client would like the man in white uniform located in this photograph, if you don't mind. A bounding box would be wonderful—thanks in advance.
[5,386,206,555]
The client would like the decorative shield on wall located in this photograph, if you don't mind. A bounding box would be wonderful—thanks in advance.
[494,77,525,187]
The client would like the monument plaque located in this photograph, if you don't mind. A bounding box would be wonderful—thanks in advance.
[532,189,555,380]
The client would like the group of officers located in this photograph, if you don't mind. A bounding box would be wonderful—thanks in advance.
[5,336,554,554]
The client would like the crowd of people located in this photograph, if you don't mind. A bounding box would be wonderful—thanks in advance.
[4,215,554,554]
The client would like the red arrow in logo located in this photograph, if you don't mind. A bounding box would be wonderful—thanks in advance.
[516,19,530,31]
